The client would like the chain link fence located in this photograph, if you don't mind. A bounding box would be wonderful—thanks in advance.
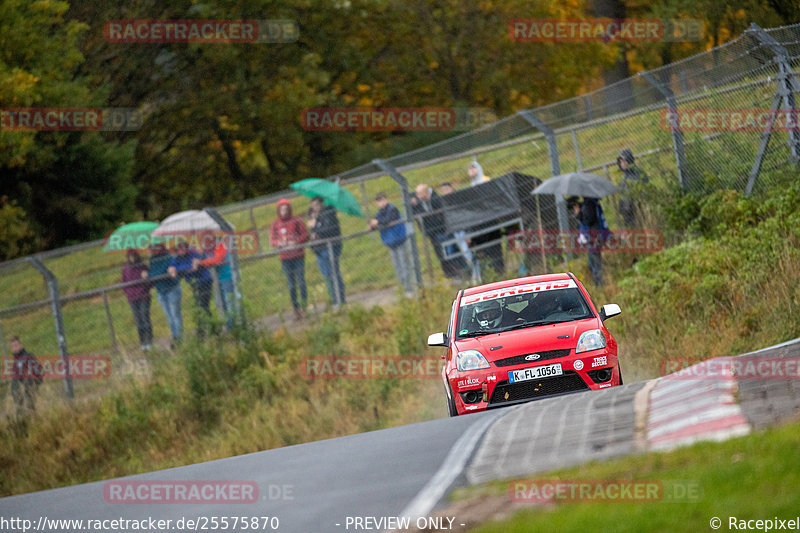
[2,22,800,417]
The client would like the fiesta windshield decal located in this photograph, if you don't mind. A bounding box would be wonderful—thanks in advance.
[460,280,576,307]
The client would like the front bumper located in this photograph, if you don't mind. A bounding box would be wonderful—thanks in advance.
[448,350,619,415]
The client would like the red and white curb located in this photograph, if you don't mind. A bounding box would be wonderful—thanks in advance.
[645,356,750,451]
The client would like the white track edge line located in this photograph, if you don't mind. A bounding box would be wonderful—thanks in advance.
[393,412,502,526]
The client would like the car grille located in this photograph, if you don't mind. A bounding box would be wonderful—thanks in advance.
[488,370,589,405]
[493,348,571,367]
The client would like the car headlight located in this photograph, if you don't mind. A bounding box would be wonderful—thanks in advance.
[456,350,490,372]
[576,329,606,353]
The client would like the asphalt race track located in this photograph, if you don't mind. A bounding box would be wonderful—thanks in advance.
[2,337,799,533]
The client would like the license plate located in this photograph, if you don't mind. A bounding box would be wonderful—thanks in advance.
[508,363,563,383]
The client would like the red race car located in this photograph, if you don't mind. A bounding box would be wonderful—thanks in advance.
[428,272,622,416]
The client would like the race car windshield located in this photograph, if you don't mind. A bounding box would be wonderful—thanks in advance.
[456,287,594,339]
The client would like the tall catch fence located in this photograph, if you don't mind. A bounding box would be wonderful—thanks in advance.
[2,22,799,414]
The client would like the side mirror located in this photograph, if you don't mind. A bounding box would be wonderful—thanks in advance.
[427,332,448,347]
[600,304,621,321]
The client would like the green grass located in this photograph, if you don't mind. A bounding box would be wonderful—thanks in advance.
[456,421,800,533]
[0,284,456,497]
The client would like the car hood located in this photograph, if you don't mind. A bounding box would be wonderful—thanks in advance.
[453,318,600,361]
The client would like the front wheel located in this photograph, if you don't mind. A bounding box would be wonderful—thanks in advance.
[617,365,624,385]
[445,383,458,417]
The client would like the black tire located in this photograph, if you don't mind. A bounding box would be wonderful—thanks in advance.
[445,383,459,417]
[617,365,624,385]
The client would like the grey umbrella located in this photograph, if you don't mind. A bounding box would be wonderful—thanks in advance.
[531,172,619,198]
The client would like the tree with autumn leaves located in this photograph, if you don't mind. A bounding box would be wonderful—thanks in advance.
[1,0,796,259]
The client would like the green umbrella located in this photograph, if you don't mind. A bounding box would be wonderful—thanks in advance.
[290,178,363,217]
[103,221,159,252]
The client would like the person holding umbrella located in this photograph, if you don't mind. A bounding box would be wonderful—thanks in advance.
[532,171,618,286]
[308,196,346,310]
[569,196,610,286]
[270,198,309,320]
[169,241,213,336]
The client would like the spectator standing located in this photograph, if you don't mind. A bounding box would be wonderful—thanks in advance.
[616,149,649,227]
[370,192,413,296]
[308,196,346,309]
[412,184,468,279]
[121,249,153,351]
[8,336,43,421]
[468,160,490,185]
[148,243,183,345]
[270,198,309,320]
[170,242,213,335]
[570,196,610,286]
[196,237,236,329]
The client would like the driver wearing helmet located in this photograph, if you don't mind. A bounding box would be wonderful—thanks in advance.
[473,300,504,330]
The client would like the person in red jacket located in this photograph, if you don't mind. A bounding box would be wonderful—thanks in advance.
[270,199,309,319]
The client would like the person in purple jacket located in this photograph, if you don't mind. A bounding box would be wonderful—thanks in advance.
[122,249,153,351]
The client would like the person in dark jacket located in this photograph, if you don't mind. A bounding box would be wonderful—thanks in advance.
[370,192,413,295]
[569,196,610,286]
[308,196,346,309]
[122,249,153,350]
[8,336,43,420]
[616,149,649,227]
[170,241,213,335]
[411,184,467,279]
[148,242,183,344]
[270,198,309,320]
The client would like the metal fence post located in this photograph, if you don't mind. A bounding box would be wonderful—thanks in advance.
[203,208,246,327]
[0,317,6,356]
[101,290,119,354]
[744,23,800,195]
[518,110,570,235]
[373,159,424,292]
[641,71,690,192]
[28,257,73,399]
[571,129,583,171]
[326,240,343,305]
[518,110,570,267]
[248,206,263,253]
